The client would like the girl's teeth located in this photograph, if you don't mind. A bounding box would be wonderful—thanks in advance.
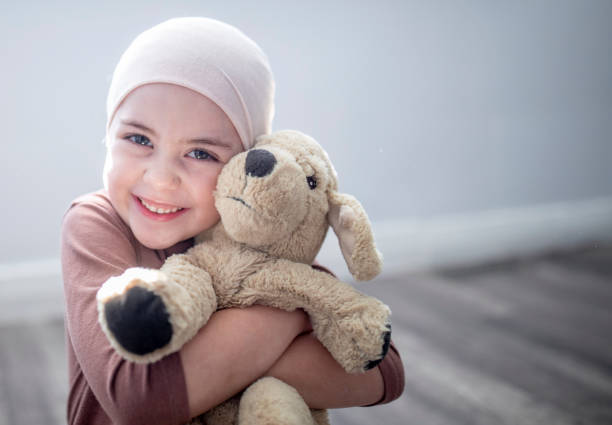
[140,198,183,214]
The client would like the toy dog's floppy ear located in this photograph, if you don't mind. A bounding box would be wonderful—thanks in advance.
[328,191,383,281]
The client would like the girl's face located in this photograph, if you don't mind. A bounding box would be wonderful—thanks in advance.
[105,83,243,250]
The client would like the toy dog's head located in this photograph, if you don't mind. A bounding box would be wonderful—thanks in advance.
[213,130,382,281]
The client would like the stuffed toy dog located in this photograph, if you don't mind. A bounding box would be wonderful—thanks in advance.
[96,130,391,425]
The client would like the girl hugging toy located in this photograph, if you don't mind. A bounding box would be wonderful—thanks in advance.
[96,130,392,425]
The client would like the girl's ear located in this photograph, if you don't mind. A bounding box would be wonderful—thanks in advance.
[328,191,383,281]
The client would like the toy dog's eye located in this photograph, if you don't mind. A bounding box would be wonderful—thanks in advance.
[307,176,317,190]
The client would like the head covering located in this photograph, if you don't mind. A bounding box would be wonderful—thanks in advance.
[106,17,275,150]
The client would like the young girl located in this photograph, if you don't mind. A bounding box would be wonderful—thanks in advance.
[61,17,404,424]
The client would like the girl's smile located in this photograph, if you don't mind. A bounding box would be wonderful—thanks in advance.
[133,195,188,221]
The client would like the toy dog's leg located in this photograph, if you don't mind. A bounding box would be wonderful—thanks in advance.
[238,377,325,425]
[238,260,391,374]
[97,254,217,363]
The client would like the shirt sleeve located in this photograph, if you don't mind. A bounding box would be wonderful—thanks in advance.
[367,341,405,405]
[61,197,190,425]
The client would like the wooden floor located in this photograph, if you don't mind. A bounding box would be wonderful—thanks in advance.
[1,246,611,425]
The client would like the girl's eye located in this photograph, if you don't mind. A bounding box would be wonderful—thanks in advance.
[127,134,152,147]
[187,149,216,161]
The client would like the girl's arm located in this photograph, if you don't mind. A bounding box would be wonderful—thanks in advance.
[181,309,388,418]
[181,305,310,417]
[182,311,403,418]
[266,332,386,408]
[181,270,402,416]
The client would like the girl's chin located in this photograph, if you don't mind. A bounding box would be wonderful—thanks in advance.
[132,226,186,250]
[138,236,182,250]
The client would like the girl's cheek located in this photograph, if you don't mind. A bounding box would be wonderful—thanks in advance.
[109,141,143,168]
[185,160,224,182]
[104,143,135,189]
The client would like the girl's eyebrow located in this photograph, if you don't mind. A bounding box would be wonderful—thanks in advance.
[120,119,158,137]
[190,138,235,150]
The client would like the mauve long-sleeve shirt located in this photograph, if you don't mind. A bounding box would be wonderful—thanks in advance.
[61,190,404,425]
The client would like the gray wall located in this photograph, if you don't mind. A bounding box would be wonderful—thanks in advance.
[1,0,611,263]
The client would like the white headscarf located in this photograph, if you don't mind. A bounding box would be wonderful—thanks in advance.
[106,17,275,150]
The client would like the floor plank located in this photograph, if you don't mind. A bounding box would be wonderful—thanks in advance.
[0,318,67,425]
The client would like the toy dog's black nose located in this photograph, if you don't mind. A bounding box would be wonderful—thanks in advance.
[245,149,276,178]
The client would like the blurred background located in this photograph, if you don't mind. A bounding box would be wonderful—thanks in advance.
[0,1,611,424]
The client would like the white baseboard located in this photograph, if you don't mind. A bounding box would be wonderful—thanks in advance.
[2,196,611,322]
[0,258,61,282]
[318,196,612,281]
[0,260,64,324]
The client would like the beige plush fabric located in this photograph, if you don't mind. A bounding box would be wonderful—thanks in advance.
[97,130,390,425]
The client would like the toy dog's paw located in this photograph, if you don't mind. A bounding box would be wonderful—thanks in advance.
[364,323,391,370]
[316,297,391,374]
[345,316,391,373]
[104,285,172,355]
[97,268,175,362]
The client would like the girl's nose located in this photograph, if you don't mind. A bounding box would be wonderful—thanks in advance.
[143,159,181,191]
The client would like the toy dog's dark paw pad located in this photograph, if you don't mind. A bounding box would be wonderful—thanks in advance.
[105,286,172,355]
[364,324,392,371]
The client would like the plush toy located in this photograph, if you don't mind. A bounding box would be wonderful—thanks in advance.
[96,130,392,425]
